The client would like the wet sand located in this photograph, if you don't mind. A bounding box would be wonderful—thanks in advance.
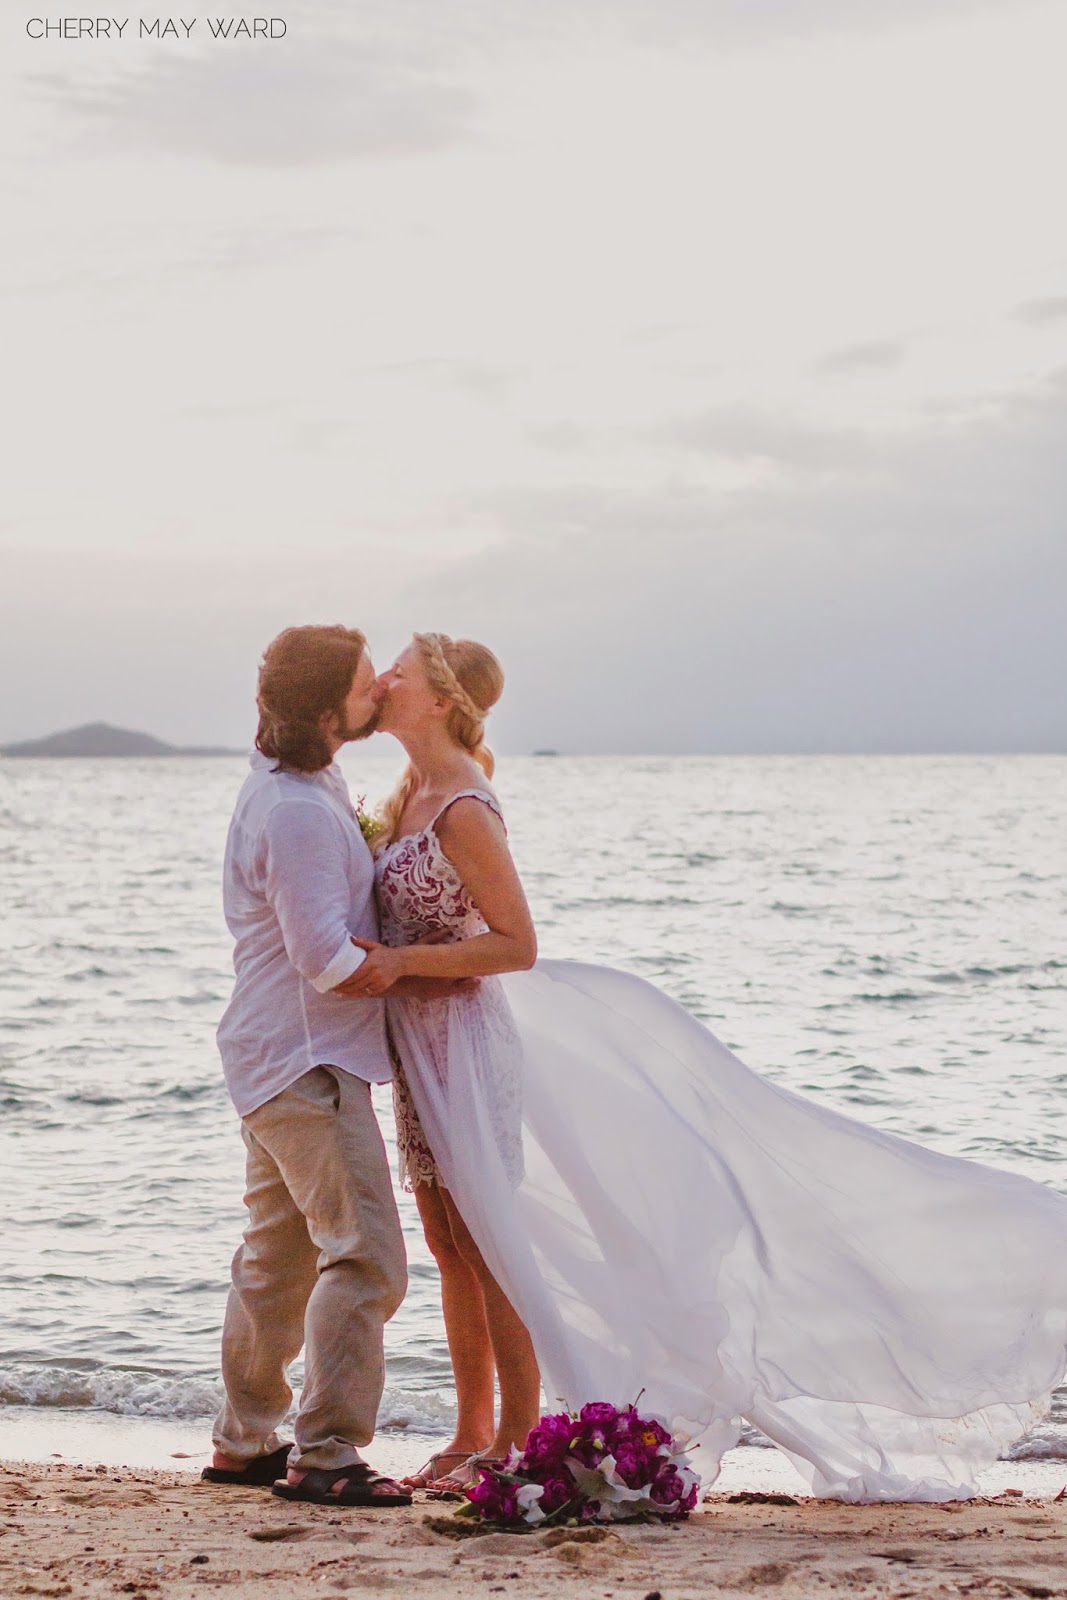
[4,1460,1067,1600]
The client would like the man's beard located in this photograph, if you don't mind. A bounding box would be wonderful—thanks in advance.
[340,707,382,743]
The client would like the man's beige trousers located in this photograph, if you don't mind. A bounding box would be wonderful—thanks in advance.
[213,1066,407,1471]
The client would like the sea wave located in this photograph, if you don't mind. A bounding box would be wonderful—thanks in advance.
[0,1366,224,1419]
[739,1409,1067,1462]
[1006,1431,1067,1462]
[2,1361,1065,1459]
[0,1364,457,1434]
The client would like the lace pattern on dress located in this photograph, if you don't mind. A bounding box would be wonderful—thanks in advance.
[375,789,524,1191]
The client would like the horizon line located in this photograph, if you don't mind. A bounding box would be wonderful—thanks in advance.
[3,746,1066,760]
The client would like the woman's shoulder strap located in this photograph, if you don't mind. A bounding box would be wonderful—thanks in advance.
[430,788,506,833]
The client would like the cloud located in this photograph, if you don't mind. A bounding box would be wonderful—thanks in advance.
[817,339,907,373]
[343,357,523,403]
[326,0,1025,57]
[418,372,1067,753]
[650,406,883,476]
[30,39,478,166]
[576,0,1016,47]
[3,363,1065,753]
[1017,295,1067,325]
[21,0,1026,176]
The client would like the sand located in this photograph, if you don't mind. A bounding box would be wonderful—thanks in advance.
[3,1461,1067,1600]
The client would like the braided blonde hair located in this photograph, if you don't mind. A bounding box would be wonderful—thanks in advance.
[376,634,504,847]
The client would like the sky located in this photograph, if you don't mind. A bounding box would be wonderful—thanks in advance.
[2,0,1065,753]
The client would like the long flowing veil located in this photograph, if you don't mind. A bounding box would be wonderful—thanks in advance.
[387,960,1067,1502]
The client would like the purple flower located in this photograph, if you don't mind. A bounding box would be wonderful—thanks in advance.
[612,1444,651,1489]
[466,1470,521,1521]
[610,1408,638,1447]
[578,1401,620,1431]
[538,1473,577,1515]
[650,1467,685,1507]
[679,1479,700,1513]
[567,1437,603,1469]
[615,1406,671,1452]
[520,1410,573,1471]
[567,1411,626,1469]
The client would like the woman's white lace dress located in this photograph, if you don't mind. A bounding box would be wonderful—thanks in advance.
[378,790,1067,1504]
[376,789,523,1190]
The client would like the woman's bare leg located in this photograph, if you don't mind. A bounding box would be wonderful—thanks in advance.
[439,1188,541,1459]
[413,1181,495,1472]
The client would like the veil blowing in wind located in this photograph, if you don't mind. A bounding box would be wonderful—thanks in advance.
[354,631,1067,1504]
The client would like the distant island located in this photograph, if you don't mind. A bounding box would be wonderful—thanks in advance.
[0,722,245,759]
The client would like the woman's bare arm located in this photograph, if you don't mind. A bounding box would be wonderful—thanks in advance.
[335,799,536,996]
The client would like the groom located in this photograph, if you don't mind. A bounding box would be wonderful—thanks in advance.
[205,623,435,1507]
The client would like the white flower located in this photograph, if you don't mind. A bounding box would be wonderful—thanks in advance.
[567,1455,651,1515]
[516,1482,546,1524]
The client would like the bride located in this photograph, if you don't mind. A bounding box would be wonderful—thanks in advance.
[338,631,1067,1504]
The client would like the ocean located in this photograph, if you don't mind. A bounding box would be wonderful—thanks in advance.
[1,752,1065,1484]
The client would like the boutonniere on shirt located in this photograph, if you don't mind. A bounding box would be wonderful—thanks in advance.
[354,796,385,849]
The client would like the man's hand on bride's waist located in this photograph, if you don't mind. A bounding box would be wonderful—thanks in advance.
[332,936,478,1000]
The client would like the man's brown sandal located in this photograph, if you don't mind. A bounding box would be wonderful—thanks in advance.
[272,1464,412,1507]
[201,1443,293,1486]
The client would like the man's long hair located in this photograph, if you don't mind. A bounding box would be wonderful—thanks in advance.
[255,624,367,773]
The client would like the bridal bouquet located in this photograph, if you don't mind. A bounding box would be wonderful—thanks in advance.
[354,795,385,848]
[460,1402,701,1528]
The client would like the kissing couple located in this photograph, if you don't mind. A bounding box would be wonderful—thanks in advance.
[205,623,1067,1509]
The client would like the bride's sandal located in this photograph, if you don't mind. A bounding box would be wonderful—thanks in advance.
[424,1449,502,1500]
[403,1449,475,1491]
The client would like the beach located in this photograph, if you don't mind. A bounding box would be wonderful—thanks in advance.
[5,1412,1067,1599]
[5,1458,1067,1600]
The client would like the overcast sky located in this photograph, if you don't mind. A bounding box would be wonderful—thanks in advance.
[2,0,1065,752]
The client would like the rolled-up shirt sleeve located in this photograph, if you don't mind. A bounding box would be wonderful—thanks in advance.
[260,799,367,992]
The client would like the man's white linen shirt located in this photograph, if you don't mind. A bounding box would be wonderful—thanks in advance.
[216,752,391,1118]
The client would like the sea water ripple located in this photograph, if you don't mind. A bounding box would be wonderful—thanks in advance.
[0,753,1065,1458]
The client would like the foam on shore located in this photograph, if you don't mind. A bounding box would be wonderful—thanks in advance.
[2,1404,1065,1499]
